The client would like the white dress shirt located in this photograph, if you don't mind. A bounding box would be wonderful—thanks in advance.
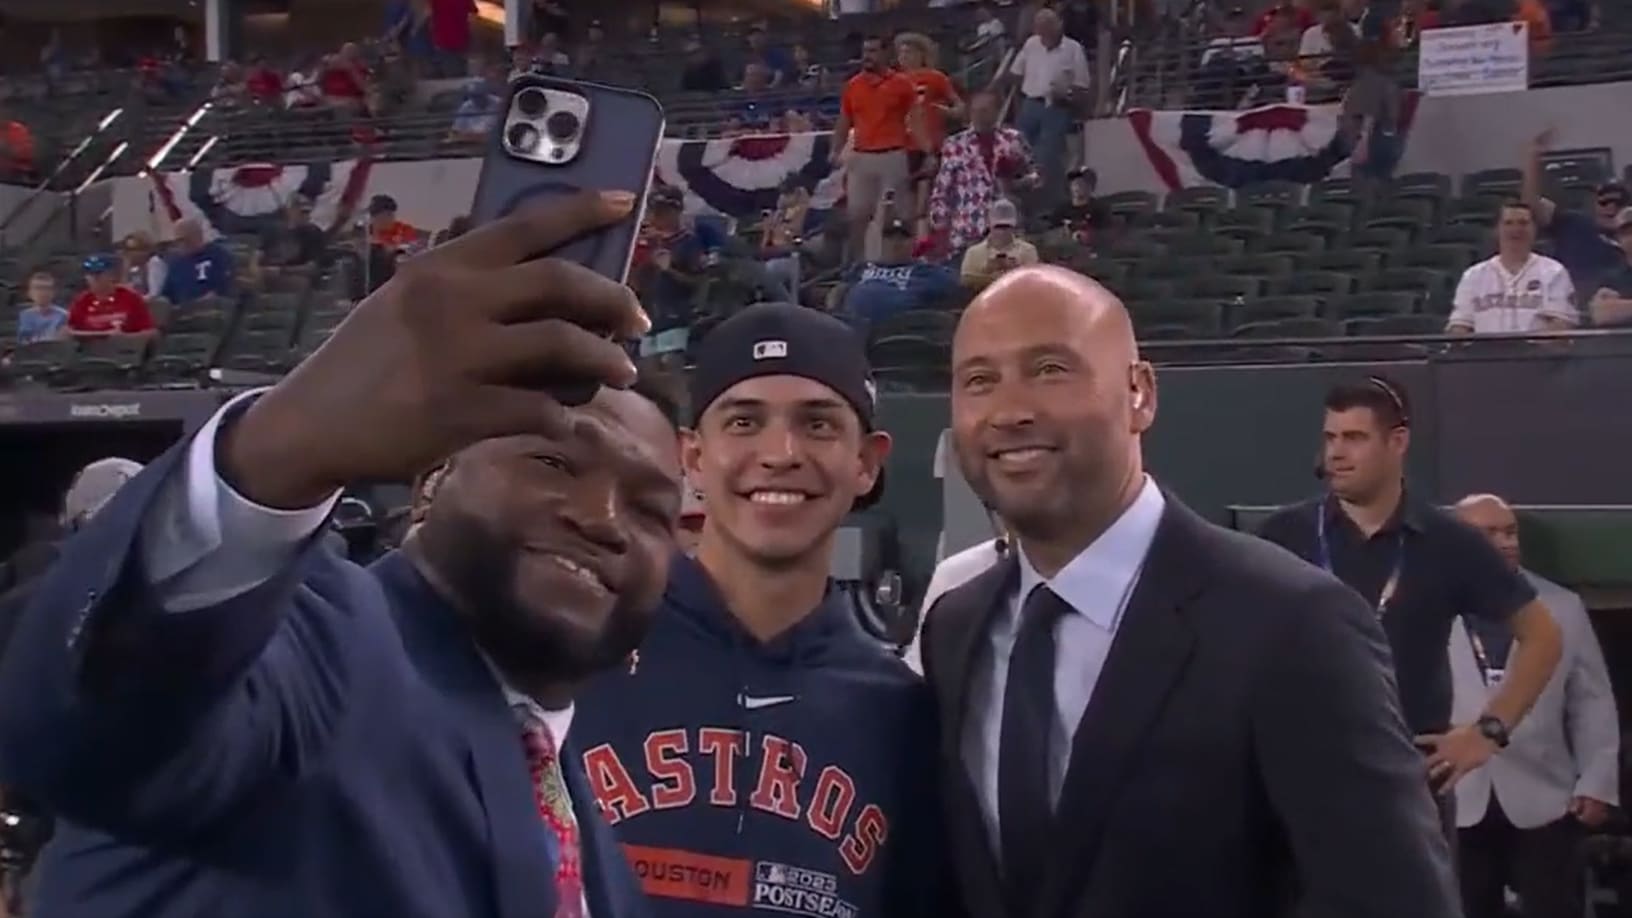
[903,538,1003,676]
[136,392,588,911]
[962,477,1165,853]
[1009,34,1092,100]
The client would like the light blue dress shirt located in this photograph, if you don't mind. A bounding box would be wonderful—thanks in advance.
[961,476,1166,854]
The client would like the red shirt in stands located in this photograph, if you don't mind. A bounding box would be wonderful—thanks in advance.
[67,286,155,334]
[246,66,284,103]
[429,0,476,54]
[320,64,367,100]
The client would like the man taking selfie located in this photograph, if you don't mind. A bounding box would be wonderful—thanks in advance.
[0,192,669,918]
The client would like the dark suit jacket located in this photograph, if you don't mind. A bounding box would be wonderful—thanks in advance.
[921,494,1460,918]
[0,443,649,918]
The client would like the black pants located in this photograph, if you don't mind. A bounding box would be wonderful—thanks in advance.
[1458,796,1582,918]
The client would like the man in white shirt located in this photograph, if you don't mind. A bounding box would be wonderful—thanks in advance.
[1448,201,1580,335]
[0,192,670,918]
[1001,8,1090,204]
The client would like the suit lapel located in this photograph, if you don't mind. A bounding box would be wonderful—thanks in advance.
[374,553,561,918]
[1040,498,1207,917]
[933,553,1017,918]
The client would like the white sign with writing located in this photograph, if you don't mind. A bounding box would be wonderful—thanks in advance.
[1418,21,1530,97]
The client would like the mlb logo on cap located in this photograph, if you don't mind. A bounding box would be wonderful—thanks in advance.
[752,339,788,360]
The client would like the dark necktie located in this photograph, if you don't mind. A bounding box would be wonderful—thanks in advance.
[998,584,1071,917]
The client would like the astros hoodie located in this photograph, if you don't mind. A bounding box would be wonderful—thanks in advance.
[573,554,945,918]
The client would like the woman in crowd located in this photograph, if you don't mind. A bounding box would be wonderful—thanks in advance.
[757,177,821,304]
[895,32,964,234]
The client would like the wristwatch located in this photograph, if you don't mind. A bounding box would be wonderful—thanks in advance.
[1475,714,1511,748]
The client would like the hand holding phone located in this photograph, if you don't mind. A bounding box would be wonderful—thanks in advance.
[218,192,649,510]
[469,75,665,405]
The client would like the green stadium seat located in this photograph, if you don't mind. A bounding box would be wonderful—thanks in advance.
[1396,244,1476,274]
[1147,209,1202,233]
[1344,314,1445,336]
[167,303,230,336]
[1462,168,1524,198]
[869,310,956,344]
[869,334,948,372]
[1136,323,1202,341]
[1237,181,1302,214]
[1348,226,1412,251]
[1068,257,1128,288]
[1215,208,1275,243]
[6,339,76,385]
[146,332,219,381]
[1098,190,1159,223]
[76,335,151,386]
[1393,172,1453,201]
[1229,316,1341,339]
[1165,186,1230,215]
[1272,271,1355,297]
[1426,223,1491,249]
[1329,291,1420,318]
[1108,236,1166,259]
[1180,275,1262,300]
[1310,177,1358,206]
[222,330,297,373]
[1446,196,1502,227]
[1238,295,1322,325]
[1255,233,1325,256]
[1119,278,1173,302]
[1216,254,1295,277]
[1166,234,1243,258]
[1307,249,1383,275]
[1132,299,1224,334]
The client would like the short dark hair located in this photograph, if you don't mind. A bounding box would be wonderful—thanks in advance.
[1324,375,1411,429]
[1498,199,1533,218]
[631,374,683,432]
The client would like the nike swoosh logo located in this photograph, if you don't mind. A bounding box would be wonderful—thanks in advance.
[738,694,798,710]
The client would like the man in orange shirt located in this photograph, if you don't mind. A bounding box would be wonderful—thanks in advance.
[831,35,920,266]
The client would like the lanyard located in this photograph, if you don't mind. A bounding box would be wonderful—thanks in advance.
[1465,622,1505,685]
[1315,507,1406,617]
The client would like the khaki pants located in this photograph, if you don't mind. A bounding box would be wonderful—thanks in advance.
[844,149,911,262]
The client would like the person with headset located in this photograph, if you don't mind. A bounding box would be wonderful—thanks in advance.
[1256,375,1562,846]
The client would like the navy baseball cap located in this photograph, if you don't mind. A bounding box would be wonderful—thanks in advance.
[690,302,884,509]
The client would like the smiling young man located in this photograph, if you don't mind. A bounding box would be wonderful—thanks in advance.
[574,303,944,918]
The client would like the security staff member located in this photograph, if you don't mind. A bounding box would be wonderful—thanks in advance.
[1257,377,1562,843]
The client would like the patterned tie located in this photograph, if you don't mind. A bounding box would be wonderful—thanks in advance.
[519,712,586,918]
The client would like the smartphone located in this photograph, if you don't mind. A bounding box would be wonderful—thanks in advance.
[469,74,665,404]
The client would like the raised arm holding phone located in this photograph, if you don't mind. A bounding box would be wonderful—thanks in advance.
[0,192,676,918]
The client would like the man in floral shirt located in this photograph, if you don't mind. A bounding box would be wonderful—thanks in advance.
[927,89,1037,255]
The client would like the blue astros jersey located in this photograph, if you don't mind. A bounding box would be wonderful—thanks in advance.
[573,554,945,918]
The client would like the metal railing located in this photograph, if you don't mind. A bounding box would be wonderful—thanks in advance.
[0,107,126,249]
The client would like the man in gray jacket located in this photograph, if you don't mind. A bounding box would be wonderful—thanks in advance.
[1452,493,1620,918]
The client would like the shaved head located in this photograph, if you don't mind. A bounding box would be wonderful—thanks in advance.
[950,265,1156,575]
[1455,493,1521,570]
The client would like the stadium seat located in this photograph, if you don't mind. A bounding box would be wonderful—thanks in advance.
[1214,207,1275,237]
[1131,299,1224,335]
[1364,267,1450,301]
[1136,323,1200,341]
[145,332,218,382]
[1307,249,1382,275]
[1274,271,1356,298]
[1446,196,1502,227]
[76,336,151,387]
[1462,168,1524,198]
[1394,172,1453,201]
[1098,191,1159,224]
[1119,278,1173,302]
[6,339,76,385]
[1348,226,1412,252]
[1344,314,1446,336]
[1146,210,1202,234]
[1180,275,1261,301]
[1309,177,1358,206]
[1255,234,1324,256]
[1070,258,1128,288]
[1396,245,1476,274]
[1426,224,1491,249]
[1166,186,1230,219]
[869,310,955,345]
[1237,181,1302,213]
[1237,295,1322,325]
[1329,292,1420,318]
[1108,236,1166,260]
[1216,254,1294,278]
[1230,316,1342,339]
[167,303,230,336]
[869,336,948,382]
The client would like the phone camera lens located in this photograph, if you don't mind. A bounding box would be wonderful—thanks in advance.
[545,110,581,142]
[515,87,549,118]
[506,122,540,154]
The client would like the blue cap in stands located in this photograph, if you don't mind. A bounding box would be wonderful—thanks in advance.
[82,254,117,274]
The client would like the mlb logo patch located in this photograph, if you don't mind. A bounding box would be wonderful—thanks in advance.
[752,340,788,360]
